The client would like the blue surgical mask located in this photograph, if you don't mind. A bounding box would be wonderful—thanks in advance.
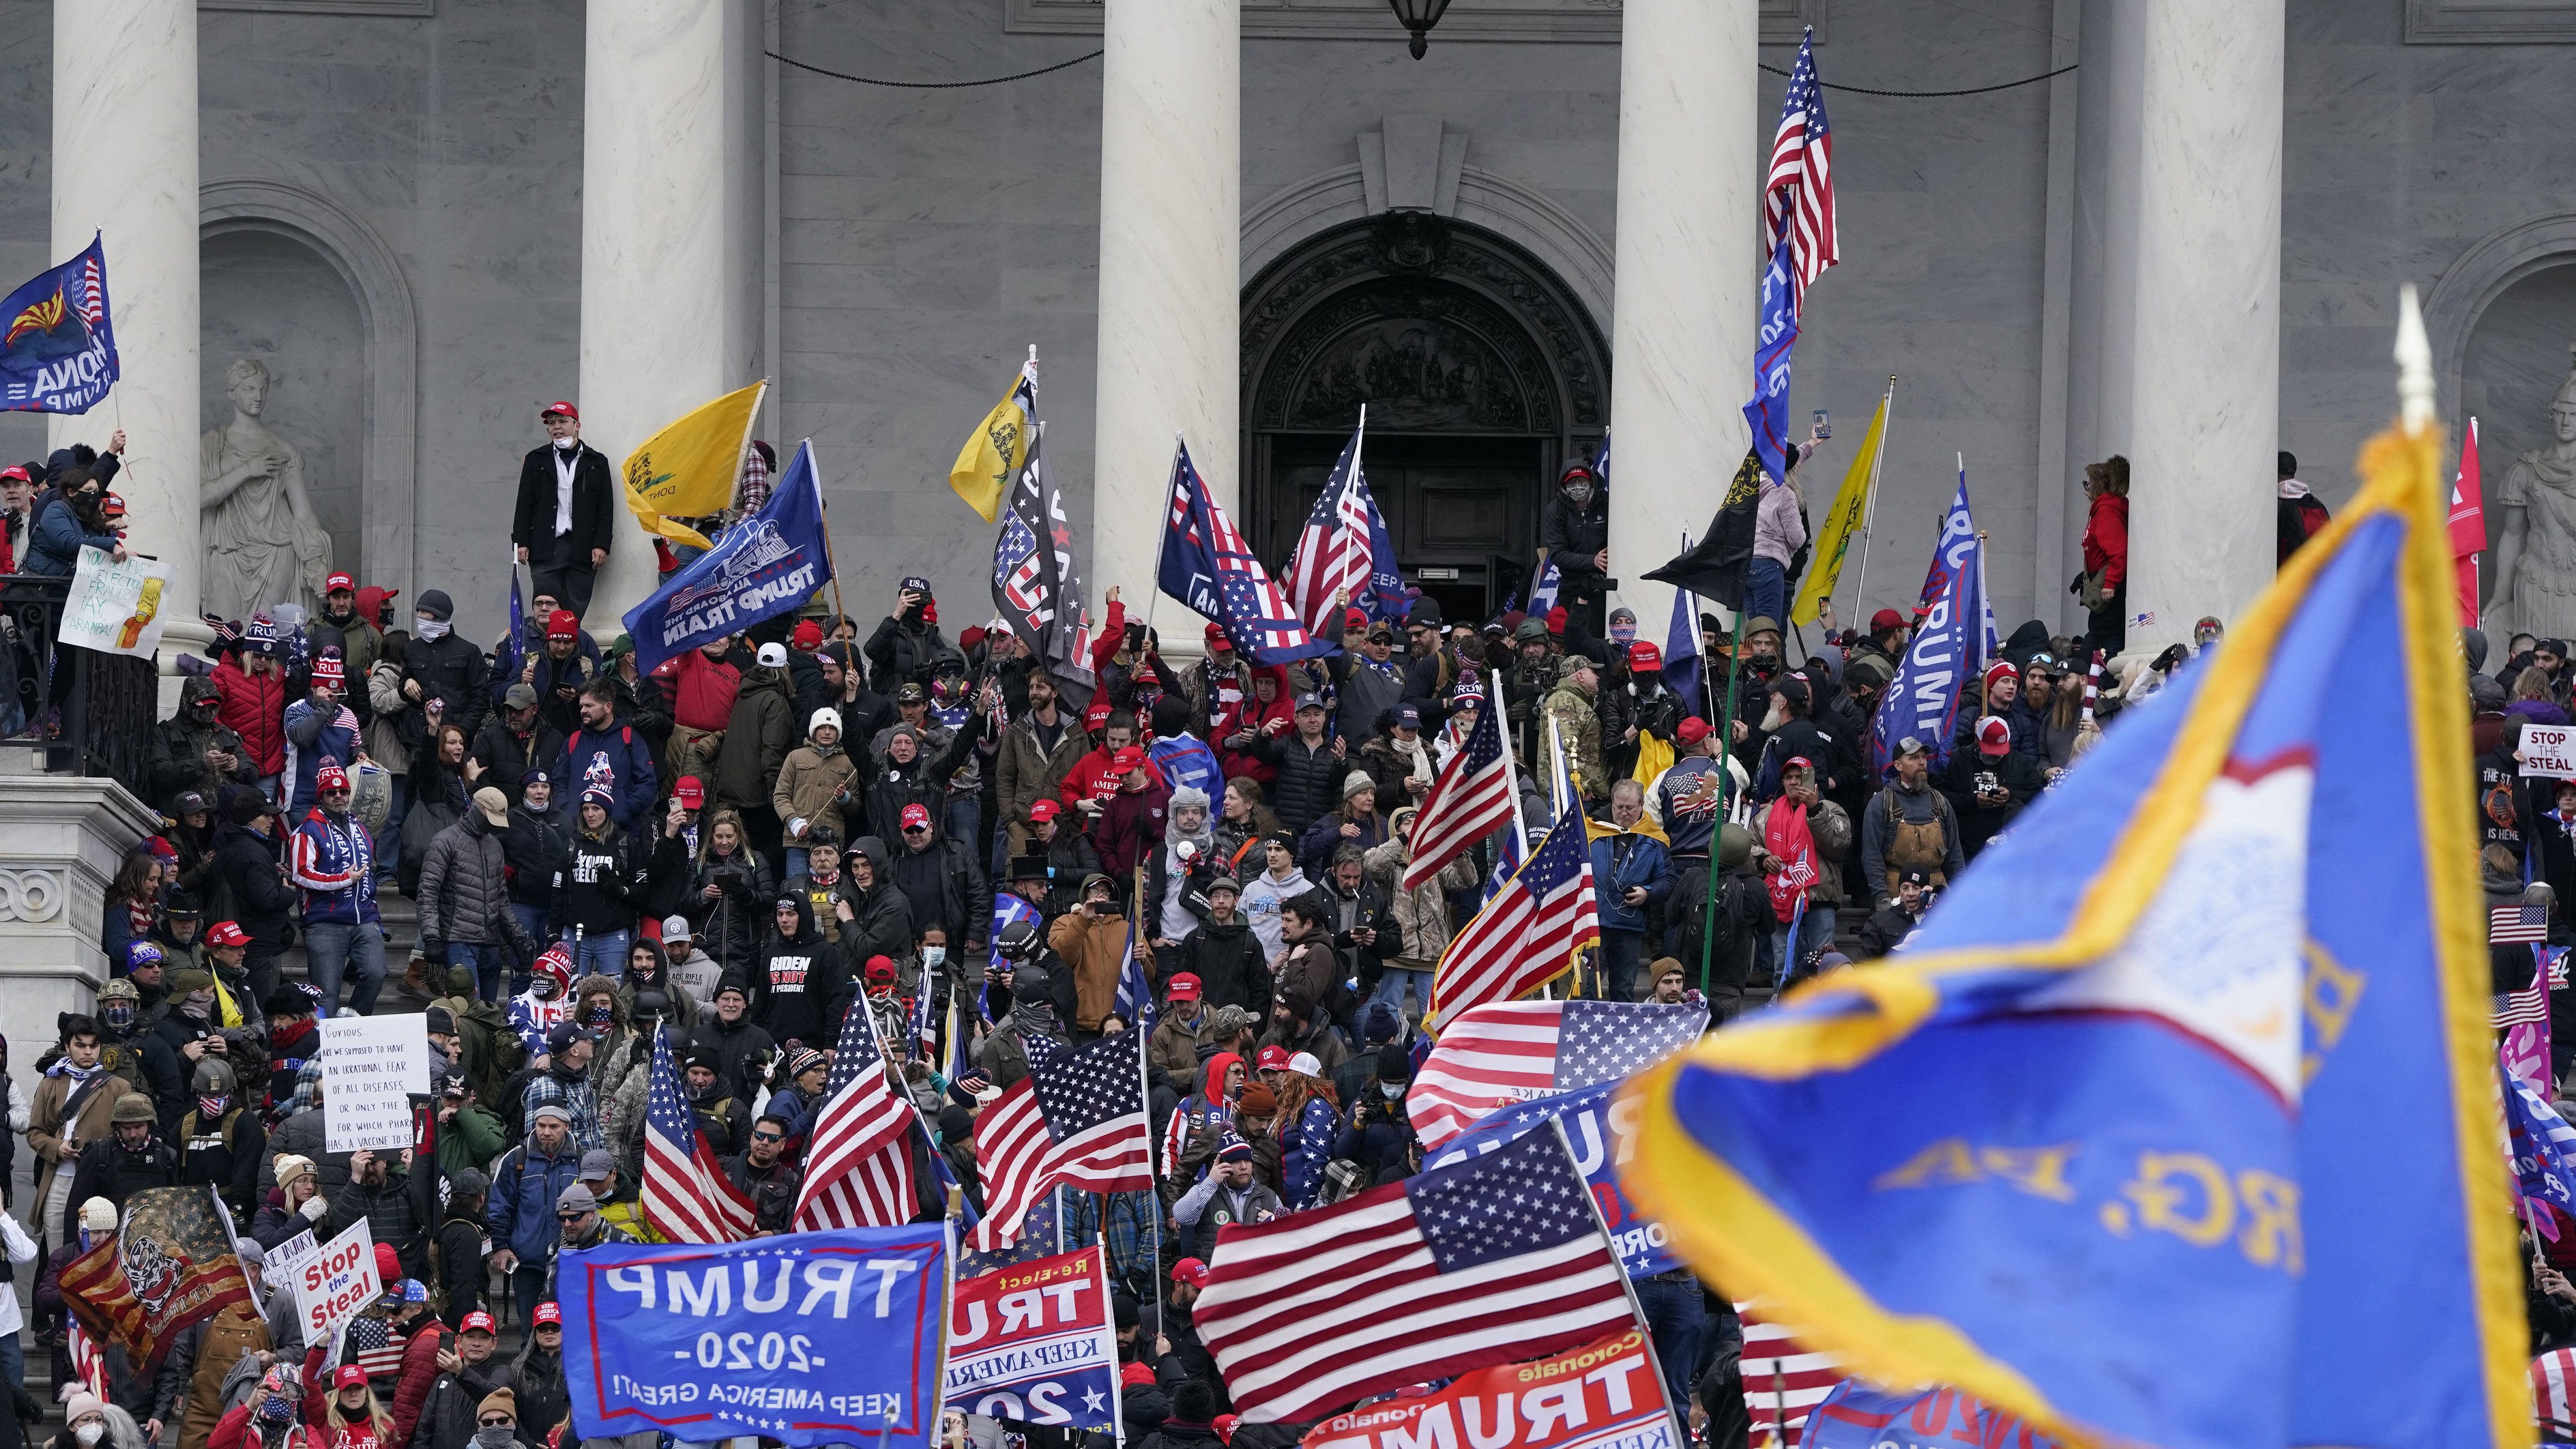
[921,946,946,970]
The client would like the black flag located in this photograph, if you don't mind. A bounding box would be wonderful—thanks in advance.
[1642,449,1765,611]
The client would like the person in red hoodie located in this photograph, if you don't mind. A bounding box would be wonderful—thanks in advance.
[1058,708,1150,812]
[2076,455,2129,658]
[1091,745,1172,883]
[210,617,290,794]
[652,633,748,788]
[1216,666,1294,788]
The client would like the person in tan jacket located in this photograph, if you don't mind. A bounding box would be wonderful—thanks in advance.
[27,1015,128,1248]
[1046,873,1136,1034]
[771,707,859,875]
[993,672,1089,856]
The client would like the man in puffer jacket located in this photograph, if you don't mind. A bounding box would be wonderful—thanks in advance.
[1361,808,1476,1022]
[206,621,290,787]
[1256,692,1343,837]
[418,788,536,1002]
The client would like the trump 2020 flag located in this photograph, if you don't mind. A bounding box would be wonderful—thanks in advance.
[1622,407,2528,1449]
[1870,470,1995,774]
[1,233,117,414]
[1743,226,1802,488]
[1157,441,1330,665]
[625,440,832,675]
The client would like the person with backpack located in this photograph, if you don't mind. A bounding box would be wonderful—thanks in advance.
[485,1108,583,1325]
[1859,735,1967,909]
[555,678,657,834]
[175,1058,264,1221]
[427,1173,492,1331]
[2278,450,2331,567]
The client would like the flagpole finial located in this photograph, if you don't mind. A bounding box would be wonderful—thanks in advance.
[2396,283,2434,436]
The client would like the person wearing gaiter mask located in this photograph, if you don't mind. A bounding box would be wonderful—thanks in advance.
[258,987,319,1118]
[149,969,231,1139]
[92,979,181,1117]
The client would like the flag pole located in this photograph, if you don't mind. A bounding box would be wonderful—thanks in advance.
[801,439,852,634]
[1696,607,1748,1001]
[1551,1116,1693,1449]
[1431,670,1526,1034]
[1845,376,1897,623]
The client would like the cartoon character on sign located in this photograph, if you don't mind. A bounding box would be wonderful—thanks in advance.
[121,1230,185,1318]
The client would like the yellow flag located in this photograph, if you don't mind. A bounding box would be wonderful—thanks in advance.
[948,356,1038,522]
[1789,386,1890,625]
[621,380,768,551]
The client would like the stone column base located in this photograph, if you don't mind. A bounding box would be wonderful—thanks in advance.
[0,772,158,1105]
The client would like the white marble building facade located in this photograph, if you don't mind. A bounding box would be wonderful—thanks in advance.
[3,0,2575,647]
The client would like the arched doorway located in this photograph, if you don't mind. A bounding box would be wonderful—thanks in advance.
[1240,213,1611,624]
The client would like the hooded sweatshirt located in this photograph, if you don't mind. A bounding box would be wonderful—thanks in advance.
[753,895,847,1050]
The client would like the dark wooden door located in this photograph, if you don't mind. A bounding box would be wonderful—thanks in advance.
[1258,433,1542,624]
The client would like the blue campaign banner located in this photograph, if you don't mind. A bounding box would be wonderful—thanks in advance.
[0,233,118,415]
[560,1226,948,1449]
[625,440,835,675]
[945,1246,1119,1429]
[1423,1081,1681,1279]
[1801,1381,2068,1449]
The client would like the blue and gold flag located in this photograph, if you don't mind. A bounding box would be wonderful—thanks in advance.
[1623,407,2525,1449]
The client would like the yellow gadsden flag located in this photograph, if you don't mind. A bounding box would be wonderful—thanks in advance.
[1789,383,1891,626]
[948,352,1038,522]
[621,380,768,551]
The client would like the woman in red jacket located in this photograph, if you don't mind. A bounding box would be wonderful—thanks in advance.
[2077,455,2131,658]
[208,1365,314,1449]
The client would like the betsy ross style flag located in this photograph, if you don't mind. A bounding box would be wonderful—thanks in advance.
[1,232,116,414]
[641,1032,757,1242]
[971,1030,1152,1251]
[793,993,921,1231]
[1160,442,1329,665]
[1408,999,1706,1151]
[1764,29,1839,311]
[1196,1126,1631,1423]
[1400,696,1513,892]
[1430,817,1601,1032]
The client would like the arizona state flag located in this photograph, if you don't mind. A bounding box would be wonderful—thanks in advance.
[949,352,1037,522]
[621,380,767,551]
[59,1187,255,1371]
[1623,330,2525,1449]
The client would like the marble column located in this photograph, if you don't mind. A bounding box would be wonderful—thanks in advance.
[2097,0,2282,650]
[52,0,206,645]
[579,0,764,637]
[1605,0,1760,635]
[1091,0,1238,620]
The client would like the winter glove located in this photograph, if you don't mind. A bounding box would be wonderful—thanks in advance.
[298,1195,328,1223]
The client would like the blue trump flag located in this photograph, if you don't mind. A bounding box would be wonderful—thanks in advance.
[1743,226,1801,487]
[1157,441,1330,665]
[1665,530,1703,717]
[625,440,833,675]
[559,1225,948,1449]
[1869,470,1995,774]
[0,233,118,415]
[1621,416,2527,1449]
[1527,555,1562,618]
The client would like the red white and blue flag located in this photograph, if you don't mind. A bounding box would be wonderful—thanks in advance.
[1402,691,1513,892]
[1285,417,1405,635]
[1431,817,1600,1031]
[971,1030,1152,1251]
[640,1031,757,1243]
[792,992,920,1231]
[1157,441,1330,665]
[1407,998,1706,1150]
[1763,28,1838,312]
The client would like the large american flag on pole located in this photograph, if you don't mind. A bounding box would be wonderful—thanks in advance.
[1430,817,1600,1031]
[640,1031,757,1243]
[970,1029,1152,1251]
[1157,441,1331,665]
[1406,999,1705,1150]
[792,994,920,1231]
[1400,693,1513,892]
[1196,1125,1631,1423]
[1285,420,1375,638]
[1763,27,1838,312]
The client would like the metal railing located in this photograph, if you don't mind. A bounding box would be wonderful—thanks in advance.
[0,575,158,802]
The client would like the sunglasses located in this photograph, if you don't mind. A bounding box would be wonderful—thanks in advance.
[750,1131,786,1144]
[479,1419,513,1429]
[555,1212,587,1223]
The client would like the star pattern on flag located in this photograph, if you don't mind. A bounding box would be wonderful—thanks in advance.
[1409,1131,1593,1272]
[1032,1032,1142,1140]
[1555,1000,1706,1087]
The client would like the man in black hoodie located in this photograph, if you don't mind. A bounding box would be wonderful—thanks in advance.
[149,678,257,806]
[833,837,916,968]
[406,589,493,738]
[473,685,568,809]
[752,895,846,1053]
[208,793,297,1002]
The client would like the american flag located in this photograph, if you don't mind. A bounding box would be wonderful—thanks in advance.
[792,994,921,1231]
[908,974,937,1063]
[970,1029,1151,1251]
[1525,555,1561,617]
[1195,1126,1630,1423]
[2493,902,2549,945]
[2535,1345,2576,1430]
[640,1031,757,1243]
[1407,999,1704,1150]
[1110,923,1156,1035]
[346,1313,409,1381]
[1285,422,1376,638]
[2507,1073,2576,1221]
[1402,691,1513,892]
[1739,1309,1846,1448]
[1157,442,1329,665]
[75,251,106,327]
[1763,27,1838,311]
[1431,818,1600,1032]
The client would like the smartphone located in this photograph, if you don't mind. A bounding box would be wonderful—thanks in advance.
[1812,408,1832,439]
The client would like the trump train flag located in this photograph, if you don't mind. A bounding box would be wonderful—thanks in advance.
[625,441,832,674]
[0,233,116,414]
[622,380,767,551]
[1620,404,2528,1449]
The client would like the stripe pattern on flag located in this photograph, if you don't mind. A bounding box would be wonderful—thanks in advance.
[792,994,920,1231]
[1285,426,1373,638]
[1195,1128,1629,1423]
[971,1030,1151,1251]
[1431,818,1600,1031]
[1401,696,1513,892]
[1762,30,1838,310]
[1739,1308,1846,1448]
[1407,999,1705,1151]
[2493,902,2548,944]
[641,1029,758,1243]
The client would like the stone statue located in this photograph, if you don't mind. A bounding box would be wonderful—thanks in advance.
[200,357,332,623]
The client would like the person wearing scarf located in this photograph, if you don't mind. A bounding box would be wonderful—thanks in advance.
[1752,756,1849,991]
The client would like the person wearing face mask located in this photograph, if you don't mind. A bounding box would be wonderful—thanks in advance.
[1331,1043,1416,1184]
[506,946,578,1063]
[151,679,258,807]
[50,1390,148,1449]
[175,1058,263,1219]
[155,1239,274,1449]
[678,1045,750,1161]
[1538,461,1609,638]
[205,1365,310,1449]
[65,1094,180,1223]
[30,1015,126,1256]
[511,403,613,622]
[400,591,491,741]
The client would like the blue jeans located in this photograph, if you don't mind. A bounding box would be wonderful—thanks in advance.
[1596,928,1643,1002]
[509,903,550,992]
[1634,1275,1704,1423]
[565,928,630,980]
[445,940,507,1002]
[1369,966,1432,1021]
[303,919,386,1015]
[1770,905,1834,986]
[947,796,981,863]
[374,773,411,884]
[1745,557,1787,630]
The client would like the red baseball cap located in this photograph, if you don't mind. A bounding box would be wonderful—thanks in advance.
[540,400,579,421]
[1085,699,1114,731]
[334,1365,369,1391]
[1627,641,1663,671]
[900,803,931,831]
[375,1243,402,1283]
[1028,799,1060,824]
[1166,972,1202,1002]
[1675,716,1712,746]
[792,619,823,652]
[532,1302,563,1327]
[546,609,580,641]
[0,466,25,484]
[1343,606,1368,632]
[1169,1257,1211,1287]
[1546,606,1568,635]
[1121,1363,1157,1388]
[674,776,705,809]
[865,954,896,983]
[460,1310,497,1335]
[99,493,125,519]
[1110,745,1147,772]
[1204,622,1231,645]
[326,572,356,594]
[206,921,251,948]
[1870,608,1905,631]
[1254,1045,1291,1071]
[1976,716,2012,757]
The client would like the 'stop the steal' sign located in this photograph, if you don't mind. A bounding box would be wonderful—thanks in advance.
[320,1015,431,1154]
[2524,723,2576,779]
[1302,1330,1675,1449]
[560,1226,947,1449]
[946,1246,1119,1430]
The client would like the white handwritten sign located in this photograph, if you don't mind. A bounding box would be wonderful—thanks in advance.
[2524,723,2576,779]
[59,546,168,658]
[320,1014,430,1153]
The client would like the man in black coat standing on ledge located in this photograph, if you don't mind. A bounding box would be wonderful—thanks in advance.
[511,400,616,620]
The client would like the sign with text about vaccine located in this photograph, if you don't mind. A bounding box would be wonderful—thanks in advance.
[561,1227,947,1449]
[320,1015,430,1154]
[945,1246,1118,1430]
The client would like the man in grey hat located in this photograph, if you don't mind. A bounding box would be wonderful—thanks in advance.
[472,679,568,809]
[487,1104,581,1322]
[548,1181,635,1294]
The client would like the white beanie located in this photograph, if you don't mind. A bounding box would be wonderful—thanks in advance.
[79,1197,116,1231]
[810,707,842,736]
